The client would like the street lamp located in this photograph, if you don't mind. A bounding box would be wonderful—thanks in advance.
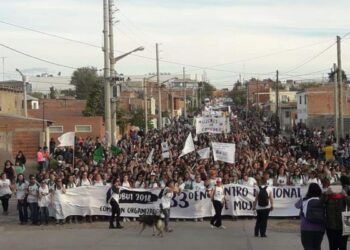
[15,68,28,118]
[110,46,145,145]
[112,47,144,64]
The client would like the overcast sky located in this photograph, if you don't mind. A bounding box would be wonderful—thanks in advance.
[0,0,349,89]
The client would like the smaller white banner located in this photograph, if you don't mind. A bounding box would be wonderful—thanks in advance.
[212,142,235,164]
[146,148,154,165]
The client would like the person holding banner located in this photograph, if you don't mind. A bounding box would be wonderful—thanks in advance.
[160,180,178,232]
[210,178,226,229]
[253,175,273,237]
[107,178,123,229]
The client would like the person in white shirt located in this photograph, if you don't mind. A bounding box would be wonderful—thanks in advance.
[27,175,40,225]
[78,172,92,187]
[52,178,66,225]
[160,180,178,232]
[0,173,12,215]
[193,174,205,222]
[307,171,322,187]
[15,174,28,224]
[210,178,226,229]
[134,174,146,189]
[94,174,105,186]
[253,174,274,237]
[38,180,50,225]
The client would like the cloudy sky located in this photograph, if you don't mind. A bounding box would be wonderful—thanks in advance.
[0,0,349,89]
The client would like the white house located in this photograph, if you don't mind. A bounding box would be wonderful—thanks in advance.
[296,91,308,125]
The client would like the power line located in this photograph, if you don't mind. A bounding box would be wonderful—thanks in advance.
[281,42,336,75]
[0,20,101,49]
[0,43,77,70]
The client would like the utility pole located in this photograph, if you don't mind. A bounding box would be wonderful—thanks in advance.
[16,68,27,118]
[246,79,249,118]
[109,0,117,145]
[156,43,162,129]
[334,63,339,144]
[337,36,343,140]
[103,0,111,146]
[183,67,187,118]
[143,78,148,133]
[1,57,6,81]
[275,70,279,130]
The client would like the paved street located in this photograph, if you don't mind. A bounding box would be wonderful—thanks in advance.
[0,216,345,250]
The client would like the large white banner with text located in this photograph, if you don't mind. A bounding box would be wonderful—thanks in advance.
[53,185,306,219]
[195,117,230,134]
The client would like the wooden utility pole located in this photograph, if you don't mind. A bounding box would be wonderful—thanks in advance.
[334,63,339,144]
[275,70,279,117]
[337,36,343,140]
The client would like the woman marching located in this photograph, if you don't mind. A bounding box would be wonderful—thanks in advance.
[295,183,325,250]
[210,178,226,229]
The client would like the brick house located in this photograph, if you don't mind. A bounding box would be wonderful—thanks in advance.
[0,113,51,161]
[247,78,274,107]
[28,99,105,143]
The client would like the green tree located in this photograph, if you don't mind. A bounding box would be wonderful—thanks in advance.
[230,89,246,106]
[198,81,216,99]
[70,67,102,100]
[30,92,44,99]
[82,83,104,116]
[60,88,76,97]
[129,108,150,130]
[328,69,347,82]
[49,86,58,99]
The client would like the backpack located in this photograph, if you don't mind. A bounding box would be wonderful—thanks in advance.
[302,198,325,224]
[258,186,269,207]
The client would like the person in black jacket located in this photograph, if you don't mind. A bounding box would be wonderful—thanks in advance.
[322,178,350,250]
[107,178,123,229]
[15,151,26,166]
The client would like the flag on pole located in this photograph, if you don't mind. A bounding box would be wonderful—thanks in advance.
[111,145,122,155]
[93,146,104,162]
[197,147,210,159]
[179,133,195,158]
[146,148,154,165]
[57,132,75,147]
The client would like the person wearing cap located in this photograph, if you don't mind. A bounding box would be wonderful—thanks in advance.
[210,178,226,229]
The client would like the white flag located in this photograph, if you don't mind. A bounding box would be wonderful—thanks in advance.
[57,132,75,147]
[197,147,210,159]
[179,133,195,158]
[212,142,235,163]
[146,148,154,165]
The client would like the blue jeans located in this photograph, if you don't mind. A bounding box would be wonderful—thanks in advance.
[28,202,39,224]
[17,200,28,223]
[40,207,49,224]
[161,206,171,231]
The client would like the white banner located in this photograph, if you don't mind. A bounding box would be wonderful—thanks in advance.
[58,132,75,147]
[196,117,230,134]
[54,185,306,219]
[179,133,195,158]
[212,142,235,164]
[197,147,210,159]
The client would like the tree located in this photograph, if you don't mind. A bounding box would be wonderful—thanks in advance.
[49,86,58,99]
[70,67,102,100]
[60,88,76,97]
[328,69,347,82]
[230,89,246,106]
[198,81,216,99]
[82,83,104,116]
[129,108,152,130]
[30,92,44,99]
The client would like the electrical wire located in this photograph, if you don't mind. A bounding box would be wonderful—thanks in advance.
[281,42,336,75]
[0,43,77,70]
